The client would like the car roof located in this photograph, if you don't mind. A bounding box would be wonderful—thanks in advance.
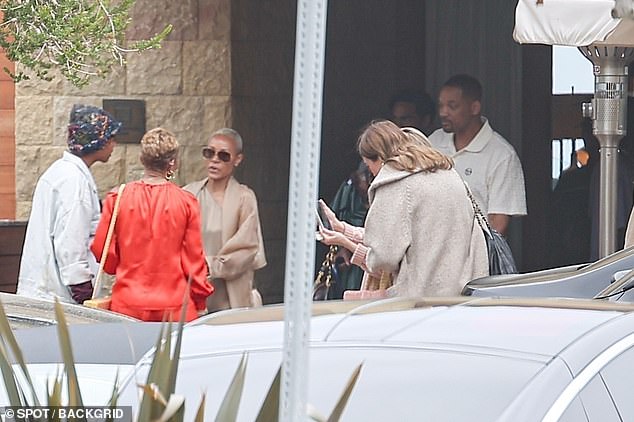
[0,292,137,328]
[117,297,634,421]
[12,297,631,421]
[185,297,634,360]
[12,322,164,365]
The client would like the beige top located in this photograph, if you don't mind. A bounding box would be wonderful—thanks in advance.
[183,177,267,311]
[197,189,226,312]
[198,188,223,256]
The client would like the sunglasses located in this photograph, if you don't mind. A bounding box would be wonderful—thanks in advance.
[202,147,232,162]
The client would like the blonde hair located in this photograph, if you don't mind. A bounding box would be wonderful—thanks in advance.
[211,127,243,152]
[357,120,453,172]
[140,127,179,171]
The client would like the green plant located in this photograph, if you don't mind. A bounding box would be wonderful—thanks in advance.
[0,0,171,87]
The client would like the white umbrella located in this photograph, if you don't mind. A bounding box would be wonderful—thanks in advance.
[515,0,634,257]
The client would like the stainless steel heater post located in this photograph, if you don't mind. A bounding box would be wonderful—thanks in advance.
[580,45,632,257]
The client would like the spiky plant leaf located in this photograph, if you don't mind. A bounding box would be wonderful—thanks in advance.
[306,404,327,422]
[139,282,190,421]
[0,299,40,405]
[155,394,186,422]
[152,320,174,395]
[53,299,84,411]
[143,322,169,384]
[254,365,281,422]
[106,370,120,422]
[214,353,247,422]
[138,383,168,406]
[194,393,206,422]
[47,372,63,407]
[138,321,173,419]
[0,341,24,406]
[167,279,191,396]
[326,363,363,422]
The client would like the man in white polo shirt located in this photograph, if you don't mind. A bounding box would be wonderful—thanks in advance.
[429,74,526,236]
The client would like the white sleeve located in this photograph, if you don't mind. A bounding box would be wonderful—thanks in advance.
[487,151,527,216]
[54,181,96,286]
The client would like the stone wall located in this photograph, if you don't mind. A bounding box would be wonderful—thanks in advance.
[15,0,231,220]
[13,0,295,304]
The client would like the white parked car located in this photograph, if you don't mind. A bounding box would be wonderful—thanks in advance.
[7,297,634,421]
[0,291,136,328]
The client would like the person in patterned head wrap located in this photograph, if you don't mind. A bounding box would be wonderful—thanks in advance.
[17,104,122,305]
[67,104,122,155]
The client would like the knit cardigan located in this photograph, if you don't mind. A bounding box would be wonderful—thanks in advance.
[364,165,489,297]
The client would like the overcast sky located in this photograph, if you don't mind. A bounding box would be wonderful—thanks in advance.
[552,46,594,95]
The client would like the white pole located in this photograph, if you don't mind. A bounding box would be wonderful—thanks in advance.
[280,0,328,421]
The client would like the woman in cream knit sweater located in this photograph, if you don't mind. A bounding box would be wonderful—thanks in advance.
[319,121,488,297]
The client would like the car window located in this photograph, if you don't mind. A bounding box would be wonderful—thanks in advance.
[600,346,634,420]
[575,374,620,421]
[558,397,589,422]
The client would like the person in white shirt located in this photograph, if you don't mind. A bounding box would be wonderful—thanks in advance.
[17,104,121,304]
[429,74,527,236]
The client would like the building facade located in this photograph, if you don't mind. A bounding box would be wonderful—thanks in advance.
[2,1,553,302]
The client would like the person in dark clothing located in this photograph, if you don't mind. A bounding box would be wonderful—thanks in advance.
[389,89,437,135]
[326,89,436,297]
[550,146,595,266]
[328,162,373,295]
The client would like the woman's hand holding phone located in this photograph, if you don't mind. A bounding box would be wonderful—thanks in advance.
[318,199,343,232]
[318,225,357,253]
[316,206,331,230]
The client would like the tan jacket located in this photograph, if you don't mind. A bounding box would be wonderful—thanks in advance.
[364,165,489,297]
[184,177,266,310]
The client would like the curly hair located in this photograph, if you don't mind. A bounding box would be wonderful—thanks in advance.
[139,128,179,172]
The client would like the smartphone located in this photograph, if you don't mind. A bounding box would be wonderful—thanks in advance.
[316,201,332,230]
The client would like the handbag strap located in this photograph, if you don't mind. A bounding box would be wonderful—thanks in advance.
[91,184,126,300]
[314,245,338,288]
[463,181,492,236]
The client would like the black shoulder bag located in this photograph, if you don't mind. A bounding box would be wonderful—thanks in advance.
[464,183,518,275]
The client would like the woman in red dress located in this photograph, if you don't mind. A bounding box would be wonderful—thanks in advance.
[92,128,213,321]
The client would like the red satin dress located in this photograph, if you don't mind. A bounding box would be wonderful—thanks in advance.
[91,181,214,322]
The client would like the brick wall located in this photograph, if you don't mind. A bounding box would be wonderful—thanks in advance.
[0,46,15,219]
[0,222,25,293]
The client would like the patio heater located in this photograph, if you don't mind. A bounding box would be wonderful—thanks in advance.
[514,0,634,258]
[579,45,633,256]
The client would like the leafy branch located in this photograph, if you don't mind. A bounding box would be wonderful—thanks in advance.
[0,0,172,87]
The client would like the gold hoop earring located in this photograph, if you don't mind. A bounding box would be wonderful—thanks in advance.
[166,168,175,180]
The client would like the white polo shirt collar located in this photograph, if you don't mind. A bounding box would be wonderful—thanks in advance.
[455,117,493,154]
